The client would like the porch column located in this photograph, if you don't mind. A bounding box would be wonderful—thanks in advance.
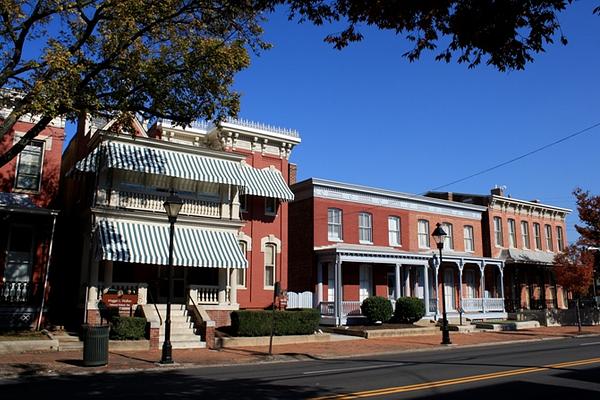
[218,268,227,304]
[230,268,238,305]
[230,186,240,220]
[480,261,486,313]
[423,264,429,313]
[499,263,505,312]
[458,260,464,313]
[395,264,401,300]
[316,262,324,307]
[404,265,411,296]
[103,260,113,287]
[434,263,440,320]
[334,255,342,326]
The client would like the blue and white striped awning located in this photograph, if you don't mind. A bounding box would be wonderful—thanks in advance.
[74,141,294,201]
[97,219,247,268]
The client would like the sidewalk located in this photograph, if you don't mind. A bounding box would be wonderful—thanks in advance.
[1,326,599,380]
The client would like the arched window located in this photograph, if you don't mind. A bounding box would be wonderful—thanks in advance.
[264,243,276,287]
[238,241,248,287]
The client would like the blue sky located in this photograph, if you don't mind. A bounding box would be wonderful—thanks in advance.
[230,2,600,243]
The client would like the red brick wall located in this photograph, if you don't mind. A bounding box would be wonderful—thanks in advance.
[206,309,232,328]
[288,197,315,292]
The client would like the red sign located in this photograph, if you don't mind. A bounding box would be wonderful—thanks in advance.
[102,293,138,307]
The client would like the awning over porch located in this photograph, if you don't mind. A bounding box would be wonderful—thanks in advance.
[96,219,247,268]
[73,141,294,201]
[501,249,556,265]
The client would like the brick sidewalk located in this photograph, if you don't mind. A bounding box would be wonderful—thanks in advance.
[1,326,599,379]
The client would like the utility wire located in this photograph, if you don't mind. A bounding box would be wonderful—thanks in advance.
[425,120,600,193]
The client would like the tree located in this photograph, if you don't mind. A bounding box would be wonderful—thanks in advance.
[554,244,594,331]
[0,0,269,167]
[573,188,600,247]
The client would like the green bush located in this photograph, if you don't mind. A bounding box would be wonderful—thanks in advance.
[110,316,147,340]
[361,296,393,323]
[394,297,425,323]
[230,309,320,337]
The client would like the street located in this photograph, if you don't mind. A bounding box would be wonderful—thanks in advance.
[1,336,599,399]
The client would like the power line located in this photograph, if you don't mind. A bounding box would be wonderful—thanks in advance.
[426,120,600,193]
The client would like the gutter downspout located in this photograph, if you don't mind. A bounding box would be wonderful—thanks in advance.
[37,214,57,330]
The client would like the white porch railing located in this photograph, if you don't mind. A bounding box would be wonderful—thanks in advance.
[319,301,362,316]
[287,291,313,308]
[105,190,221,218]
[189,285,221,304]
[461,297,505,312]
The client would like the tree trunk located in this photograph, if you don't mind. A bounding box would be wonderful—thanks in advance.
[576,297,582,333]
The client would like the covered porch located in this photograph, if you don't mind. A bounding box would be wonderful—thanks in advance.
[314,244,506,326]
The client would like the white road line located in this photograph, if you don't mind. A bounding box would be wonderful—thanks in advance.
[303,363,405,375]
[579,342,600,346]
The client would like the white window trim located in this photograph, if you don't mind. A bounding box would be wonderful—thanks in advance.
[327,208,344,242]
[261,235,281,289]
[507,219,517,248]
[463,225,475,253]
[237,232,251,289]
[442,222,454,250]
[13,138,45,193]
[358,212,373,244]
[521,221,530,250]
[493,217,503,248]
[418,219,430,249]
[388,216,401,247]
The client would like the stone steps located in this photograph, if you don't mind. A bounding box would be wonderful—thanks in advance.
[145,304,205,349]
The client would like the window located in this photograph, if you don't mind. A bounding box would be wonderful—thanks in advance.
[493,217,504,247]
[239,194,247,213]
[533,223,542,250]
[237,241,247,287]
[14,139,44,191]
[418,219,430,248]
[464,225,474,252]
[545,224,554,251]
[5,225,33,282]
[265,197,277,215]
[264,243,276,287]
[358,212,372,243]
[521,221,530,249]
[388,216,401,246]
[508,219,517,248]
[557,226,564,252]
[441,222,454,250]
[327,208,343,241]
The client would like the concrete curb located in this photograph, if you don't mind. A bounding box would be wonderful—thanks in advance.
[0,339,60,354]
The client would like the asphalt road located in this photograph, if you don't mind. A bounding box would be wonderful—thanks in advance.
[1,336,600,399]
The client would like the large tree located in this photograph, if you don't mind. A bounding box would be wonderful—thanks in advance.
[573,188,600,247]
[1,0,596,167]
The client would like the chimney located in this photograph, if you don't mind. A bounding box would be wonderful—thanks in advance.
[491,185,505,197]
[288,163,297,185]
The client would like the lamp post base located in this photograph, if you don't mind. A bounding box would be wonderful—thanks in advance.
[160,341,173,364]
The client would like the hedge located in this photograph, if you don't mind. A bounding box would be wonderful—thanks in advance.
[110,316,147,340]
[394,297,425,324]
[230,309,320,337]
[361,296,393,323]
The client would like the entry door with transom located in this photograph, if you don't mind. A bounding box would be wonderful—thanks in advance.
[444,269,456,311]
[158,265,186,303]
[359,264,372,302]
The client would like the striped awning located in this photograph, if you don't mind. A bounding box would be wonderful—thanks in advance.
[241,166,294,201]
[97,219,247,268]
[74,141,294,201]
[75,142,247,186]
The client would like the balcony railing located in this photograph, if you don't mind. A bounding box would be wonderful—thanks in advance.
[189,285,224,305]
[99,190,221,218]
[0,281,34,304]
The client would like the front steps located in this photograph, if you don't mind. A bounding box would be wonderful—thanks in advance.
[144,304,205,349]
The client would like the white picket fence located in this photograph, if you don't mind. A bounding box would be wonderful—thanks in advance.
[287,291,314,309]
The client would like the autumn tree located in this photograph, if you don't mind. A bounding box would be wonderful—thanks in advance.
[573,188,600,247]
[554,244,595,331]
[0,0,269,167]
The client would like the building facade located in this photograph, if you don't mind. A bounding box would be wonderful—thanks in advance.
[427,187,571,314]
[0,113,64,328]
[59,117,298,347]
[289,178,507,326]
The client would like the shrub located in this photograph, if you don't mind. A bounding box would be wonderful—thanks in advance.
[394,297,425,324]
[110,316,147,340]
[361,296,393,323]
[230,309,320,337]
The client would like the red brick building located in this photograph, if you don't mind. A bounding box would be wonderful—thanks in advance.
[426,187,571,315]
[0,113,64,328]
[289,178,506,326]
[60,117,299,348]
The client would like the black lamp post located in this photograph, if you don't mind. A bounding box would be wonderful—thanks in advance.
[432,222,451,345]
[160,191,183,364]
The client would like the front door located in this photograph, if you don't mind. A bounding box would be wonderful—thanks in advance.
[359,264,372,302]
[444,269,456,311]
[158,265,186,303]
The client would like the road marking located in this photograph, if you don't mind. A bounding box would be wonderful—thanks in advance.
[303,363,405,375]
[310,357,600,399]
[579,341,600,346]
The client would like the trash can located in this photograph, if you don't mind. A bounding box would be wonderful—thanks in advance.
[82,324,110,367]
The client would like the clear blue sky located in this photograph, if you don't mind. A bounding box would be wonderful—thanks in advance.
[230,2,600,243]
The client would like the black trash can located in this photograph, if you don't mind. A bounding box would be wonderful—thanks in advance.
[82,324,110,367]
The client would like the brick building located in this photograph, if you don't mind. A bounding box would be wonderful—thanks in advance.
[289,178,507,326]
[59,117,299,348]
[0,112,64,328]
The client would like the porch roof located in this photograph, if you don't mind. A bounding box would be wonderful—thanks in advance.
[73,141,294,201]
[97,219,247,268]
[0,193,59,216]
[500,248,556,265]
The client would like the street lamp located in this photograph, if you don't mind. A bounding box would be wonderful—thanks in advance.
[160,191,183,364]
[432,222,451,345]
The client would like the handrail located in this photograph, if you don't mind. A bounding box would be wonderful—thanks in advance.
[146,287,163,326]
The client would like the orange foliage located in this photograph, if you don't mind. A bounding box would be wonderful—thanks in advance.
[553,244,594,297]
